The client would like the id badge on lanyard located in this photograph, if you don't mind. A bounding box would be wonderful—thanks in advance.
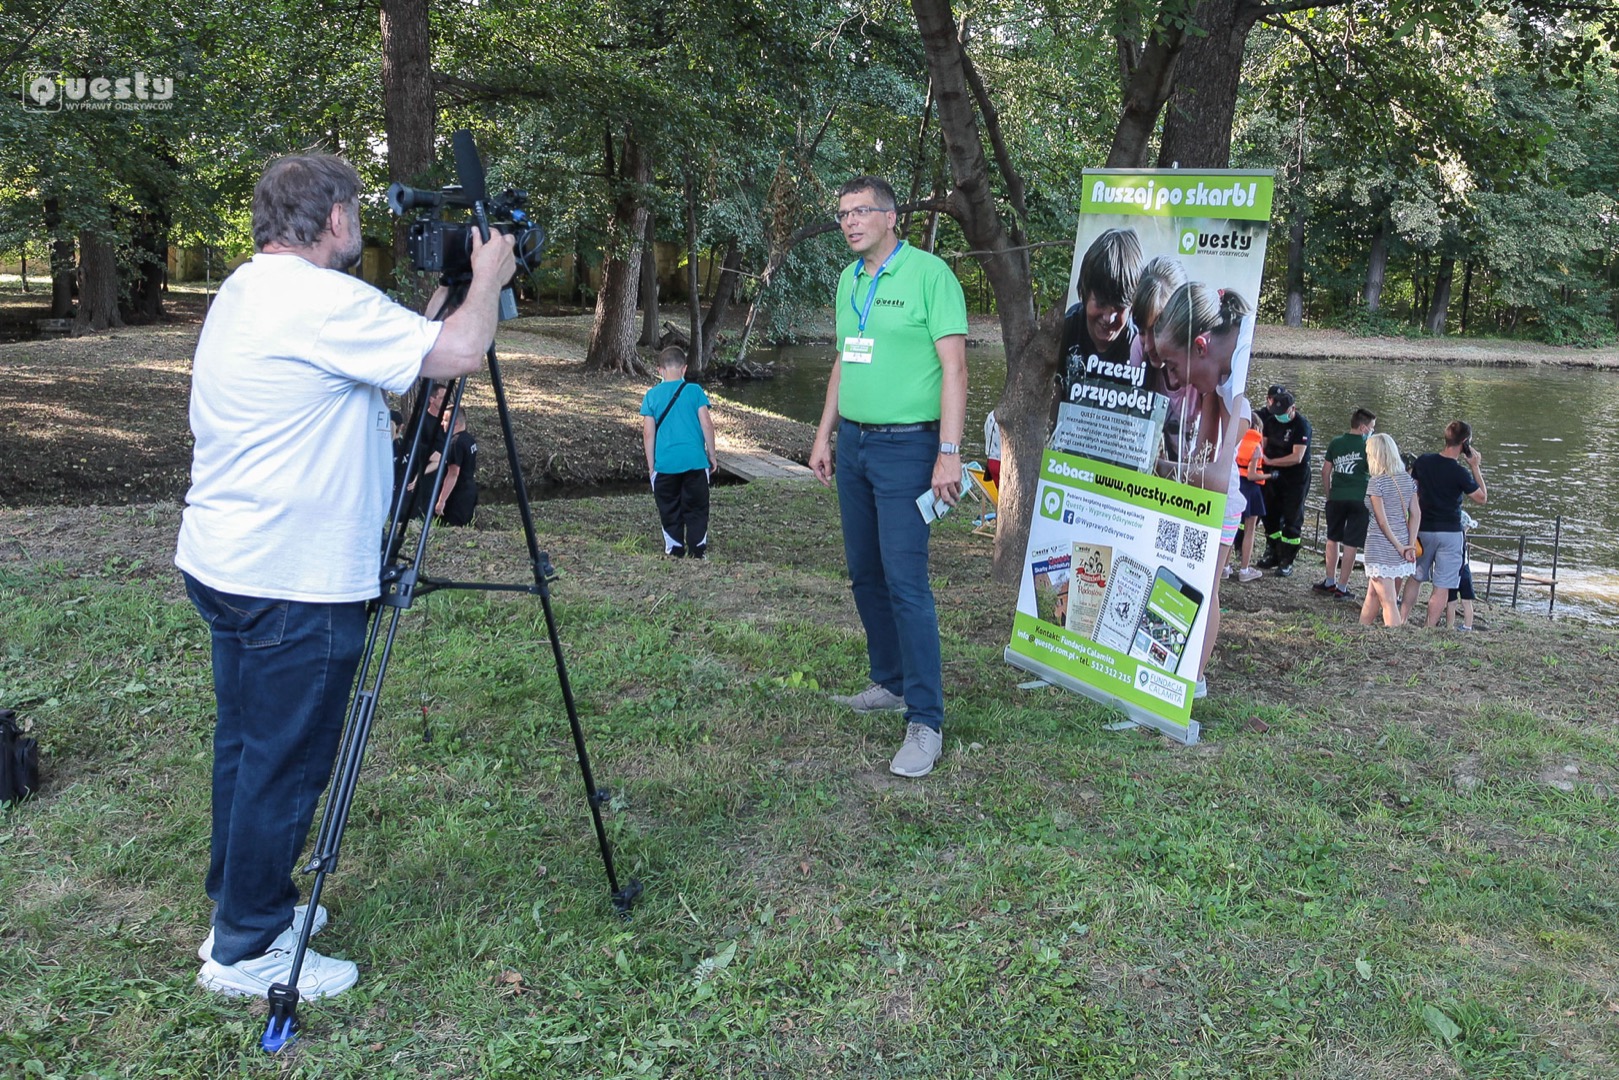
[843,242,904,368]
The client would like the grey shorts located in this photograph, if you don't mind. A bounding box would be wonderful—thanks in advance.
[1414,530,1465,590]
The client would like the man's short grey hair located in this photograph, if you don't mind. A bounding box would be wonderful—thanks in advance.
[252,154,361,250]
[837,175,897,210]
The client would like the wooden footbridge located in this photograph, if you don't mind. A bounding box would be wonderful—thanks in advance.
[714,450,816,483]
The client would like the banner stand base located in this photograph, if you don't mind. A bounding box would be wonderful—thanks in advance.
[1005,647,1200,746]
[1102,720,1140,732]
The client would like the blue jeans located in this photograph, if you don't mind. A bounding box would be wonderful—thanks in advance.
[835,421,944,731]
[184,573,367,965]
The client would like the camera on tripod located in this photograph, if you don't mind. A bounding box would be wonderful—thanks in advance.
[386,155,544,280]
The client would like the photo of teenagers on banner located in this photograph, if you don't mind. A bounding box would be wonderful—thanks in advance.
[1006,169,1274,745]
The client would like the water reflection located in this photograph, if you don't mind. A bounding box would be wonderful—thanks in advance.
[723,342,1619,620]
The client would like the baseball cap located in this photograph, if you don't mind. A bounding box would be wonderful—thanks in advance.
[1271,389,1295,412]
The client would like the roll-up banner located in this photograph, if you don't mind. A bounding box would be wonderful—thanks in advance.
[1006,169,1275,745]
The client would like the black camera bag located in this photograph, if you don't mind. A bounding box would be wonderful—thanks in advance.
[1,708,40,805]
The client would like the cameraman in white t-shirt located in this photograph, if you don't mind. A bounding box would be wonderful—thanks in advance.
[176,153,514,1001]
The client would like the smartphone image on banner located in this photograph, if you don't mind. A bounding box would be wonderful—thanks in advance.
[1092,555,1153,652]
[1128,566,1205,674]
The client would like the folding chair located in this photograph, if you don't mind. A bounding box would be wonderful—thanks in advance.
[963,462,999,536]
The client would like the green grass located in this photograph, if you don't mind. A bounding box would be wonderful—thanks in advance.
[2,485,1616,1078]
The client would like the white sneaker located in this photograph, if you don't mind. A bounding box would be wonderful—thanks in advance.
[198,903,328,962]
[1237,567,1264,583]
[829,683,907,713]
[197,924,357,1000]
[889,722,943,778]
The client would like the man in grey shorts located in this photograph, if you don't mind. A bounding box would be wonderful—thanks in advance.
[1406,420,1487,627]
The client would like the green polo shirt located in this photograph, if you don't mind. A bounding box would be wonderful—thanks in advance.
[834,243,968,424]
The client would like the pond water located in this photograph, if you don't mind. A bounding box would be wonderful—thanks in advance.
[719,341,1619,623]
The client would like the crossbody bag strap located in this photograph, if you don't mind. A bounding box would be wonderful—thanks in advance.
[653,380,689,431]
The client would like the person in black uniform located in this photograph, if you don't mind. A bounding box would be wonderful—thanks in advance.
[1256,387,1311,576]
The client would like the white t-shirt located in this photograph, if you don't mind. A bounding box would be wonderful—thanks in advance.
[176,253,441,602]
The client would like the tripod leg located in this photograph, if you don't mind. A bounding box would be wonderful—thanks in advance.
[486,347,640,916]
[260,586,409,1050]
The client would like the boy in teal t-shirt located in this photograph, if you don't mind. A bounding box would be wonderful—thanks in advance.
[640,346,716,558]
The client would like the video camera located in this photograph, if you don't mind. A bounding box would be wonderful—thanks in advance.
[387,130,545,281]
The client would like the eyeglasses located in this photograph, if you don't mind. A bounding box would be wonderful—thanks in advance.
[835,205,893,223]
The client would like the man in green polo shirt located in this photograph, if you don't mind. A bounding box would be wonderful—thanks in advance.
[809,175,968,779]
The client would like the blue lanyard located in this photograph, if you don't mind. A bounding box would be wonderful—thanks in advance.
[849,241,905,333]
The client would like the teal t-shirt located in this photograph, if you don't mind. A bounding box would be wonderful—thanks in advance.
[1324,432,1369,501]
[640,379,711,473]
[833,243,969,424]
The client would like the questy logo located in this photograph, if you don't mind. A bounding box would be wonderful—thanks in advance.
[22,70,174,112]
[1039,488,1064,521]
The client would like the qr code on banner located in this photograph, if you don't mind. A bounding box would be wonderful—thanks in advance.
[1181,524,1209,565]
[1155,519,1179,556]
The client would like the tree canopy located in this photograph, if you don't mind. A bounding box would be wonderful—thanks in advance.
[4,0,1618,566]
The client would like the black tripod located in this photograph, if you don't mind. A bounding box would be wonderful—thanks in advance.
[261,287,640,1053]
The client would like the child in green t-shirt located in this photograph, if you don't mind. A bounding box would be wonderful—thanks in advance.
[639,347,716,559]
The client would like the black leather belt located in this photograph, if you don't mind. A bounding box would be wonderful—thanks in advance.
[842,419,939,433]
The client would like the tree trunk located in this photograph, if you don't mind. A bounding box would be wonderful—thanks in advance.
[44,199,75,318]
[124,208,169,324]
[1107,22,1189,168]
[584,132,651,375]
[1460,259,1474,333]
[571,237,588,305]
[1284,210,1305,327]
[902,81,935,237]
[913,0,1046,583]
[700,240,742,367]
[1364,215,1389,313]
[638,208,659,346]
[73,230,124,335]
[1426,256,1454,335]
[1155,1,1261,170]
[683,172,704,374]
[381,0,436,302]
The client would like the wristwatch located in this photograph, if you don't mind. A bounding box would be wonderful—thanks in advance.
[939,442,960,455]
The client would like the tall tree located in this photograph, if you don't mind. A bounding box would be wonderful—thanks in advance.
[381,0,436,297]
[72,229,123,334]
[910,0,1061,582]
[583,129,651,374]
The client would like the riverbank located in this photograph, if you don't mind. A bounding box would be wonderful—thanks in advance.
[1251,324,1619,368]
[817,312,1619,369]
[7,309,1618,508]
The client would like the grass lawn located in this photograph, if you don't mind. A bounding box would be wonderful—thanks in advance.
[2,484,1616,1078]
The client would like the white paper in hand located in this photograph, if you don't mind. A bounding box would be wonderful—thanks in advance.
[916,476,968,525]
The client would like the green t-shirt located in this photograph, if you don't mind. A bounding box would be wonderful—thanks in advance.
[1324,432,1369,501]
[833,243,969,424]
